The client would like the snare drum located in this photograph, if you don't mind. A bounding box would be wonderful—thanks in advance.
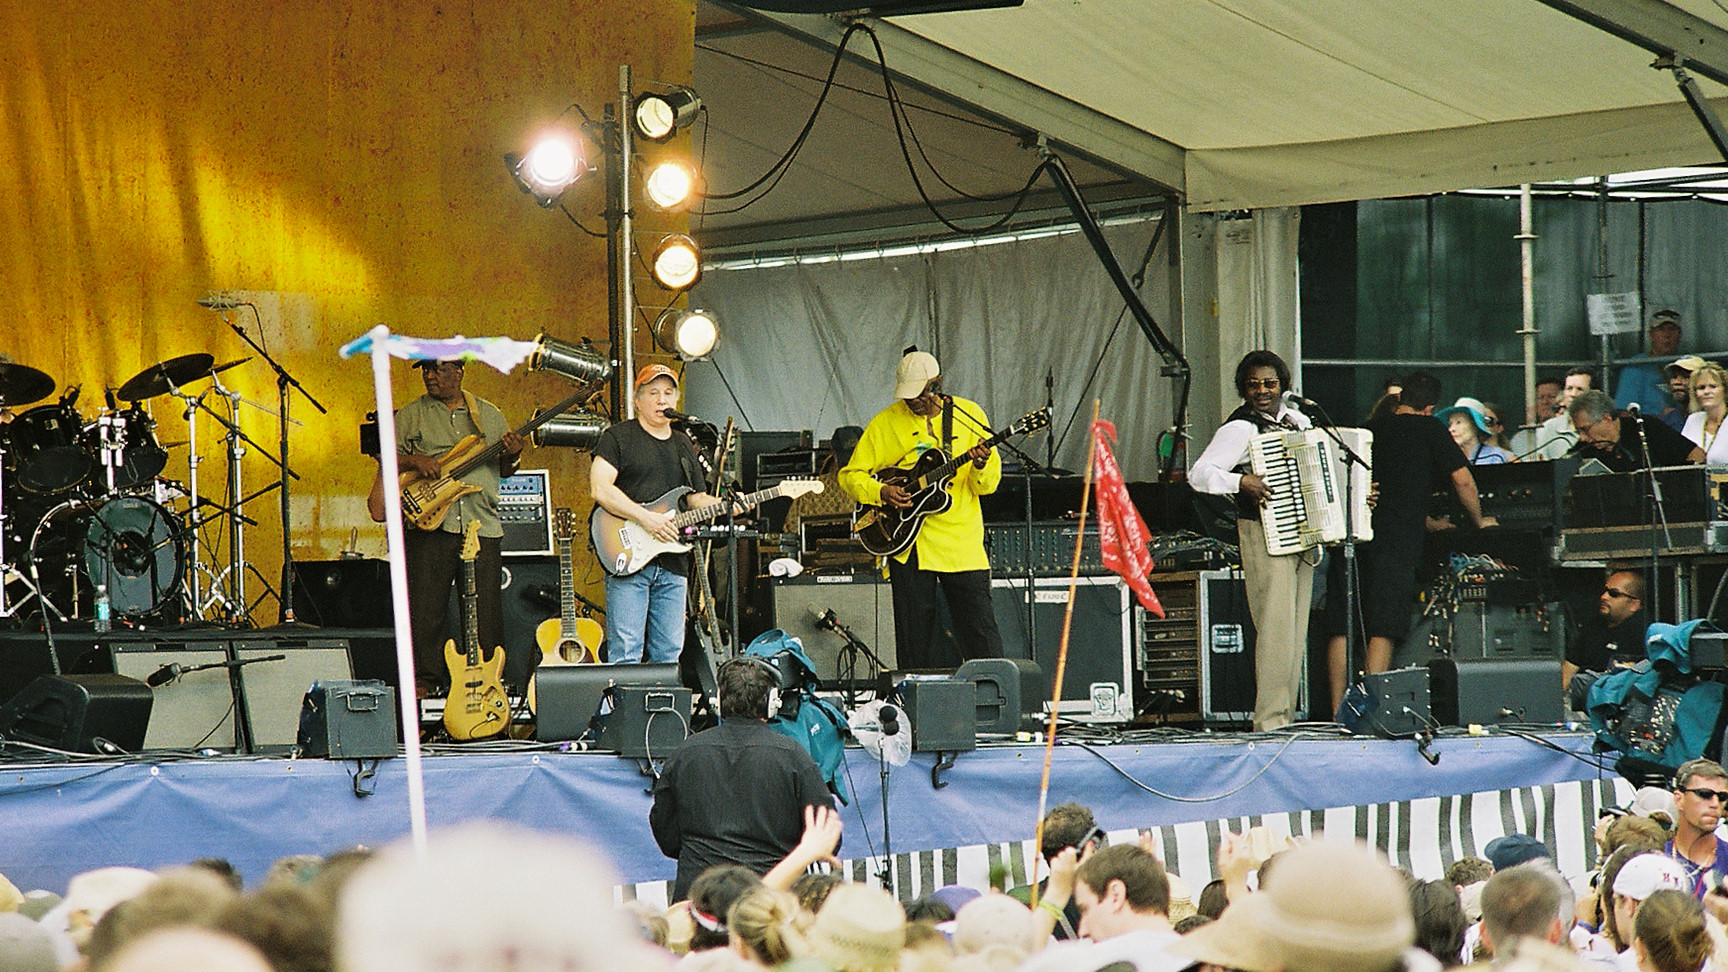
[10,404,92,493]
[81,408,167,490]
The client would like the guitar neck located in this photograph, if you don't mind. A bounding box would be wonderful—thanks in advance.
[915,426,1014,490]
[670,483,784,529]
[462,558,480,661]
[557,536,577,635]
[446,387,589,480]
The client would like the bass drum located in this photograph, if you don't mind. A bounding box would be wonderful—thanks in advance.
[81,496,185,617]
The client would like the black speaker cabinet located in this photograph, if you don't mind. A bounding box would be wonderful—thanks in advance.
[0,674,152,753]
[771,574,898,680]
[1359,666,1432,739]
[534,663,682,743]
[298,680,398,758]
[991,576,1133,722]
[291,559,393,627]
[439,555,564,691]
[1429,658,1564,727]
[599,685,691,758]
[956,657,1043,735]
[898,677,977,752]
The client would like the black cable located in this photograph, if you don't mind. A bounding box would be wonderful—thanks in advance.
[559,202,606,238]
[708,359,755,430]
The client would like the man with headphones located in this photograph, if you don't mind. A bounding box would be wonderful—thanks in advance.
[649,655,836,901]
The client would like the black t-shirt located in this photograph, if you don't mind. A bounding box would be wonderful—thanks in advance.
[1578,415,1698,472]
[1367,412,1467,544]
[593,419,706,575]
[1568,607,1648,671]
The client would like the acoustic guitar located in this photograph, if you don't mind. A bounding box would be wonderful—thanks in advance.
[442,523,512,741]
[851,407,1050,558]
[525,507,602,714]
[398,386,589,531]
[590,479,824,577]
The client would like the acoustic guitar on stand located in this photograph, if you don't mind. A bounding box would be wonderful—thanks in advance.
[442,523,512,741]
[398,386,591,531]
[851,407,1050,558]
[525,507,602,715]
[591,479,824,577]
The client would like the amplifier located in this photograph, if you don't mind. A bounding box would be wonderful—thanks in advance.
[772,574,897,680]
[499,469,554,556]
[985,521,1104,576]
[1559,465,1728,560]
[1432,458,1580,533]
[991,576,1133,722]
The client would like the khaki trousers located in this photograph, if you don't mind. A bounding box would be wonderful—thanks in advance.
[1237,518,1315,730]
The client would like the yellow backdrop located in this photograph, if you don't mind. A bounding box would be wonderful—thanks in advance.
[0,1,693,622]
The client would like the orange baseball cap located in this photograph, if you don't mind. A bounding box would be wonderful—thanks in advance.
[635,363,679,388]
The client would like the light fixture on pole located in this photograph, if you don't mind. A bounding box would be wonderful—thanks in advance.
[633,89,701,142]
[643,160,698,211]
[652,308,720,360]
[648,234,702,291]
[504,136,585,207]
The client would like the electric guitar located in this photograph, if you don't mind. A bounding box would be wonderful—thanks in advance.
[442,523,512,740]
[688,419,739,699]
[591,479,824,577]
[851,407,1051,557]
[399,386,590,531]
[525,508,602,714]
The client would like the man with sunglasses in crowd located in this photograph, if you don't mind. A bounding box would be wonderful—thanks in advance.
[1563,570,1647,710]
[1666,758,1728,899]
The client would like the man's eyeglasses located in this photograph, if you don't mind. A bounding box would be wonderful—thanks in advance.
[1603,587,1639,601]
[1683,786,1728,803]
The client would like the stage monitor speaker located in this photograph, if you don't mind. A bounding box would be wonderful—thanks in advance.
[297,680,398,758]
[111,647,237,751]
[1428,658,1564,727]
[955,657,1043,735]
[534,663,682,743]
[0,674,152,753]
[771,575,897,681]
[291,560,392,628]
[1194,570,1308,723]
[599,685,691,758]
[991,576,1133,722]
[898,676,977,752]
[1357,666,1431,739]
[234,640,354,753]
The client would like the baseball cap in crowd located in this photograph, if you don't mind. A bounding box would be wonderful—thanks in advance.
[1485,834,1552,872]
[894,351,940,399]
[412,358,463,370]
[1612,853,1690,900]
[1435,396,1494,437]
[635,363,679,389]
[1652,309,1682,327]
[1669,355,1709,376]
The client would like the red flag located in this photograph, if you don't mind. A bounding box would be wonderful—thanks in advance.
[1091,420,1163,618]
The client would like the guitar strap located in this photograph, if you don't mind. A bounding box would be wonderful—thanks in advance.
[942,396,954,455]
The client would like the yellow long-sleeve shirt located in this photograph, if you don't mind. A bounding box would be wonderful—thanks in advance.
[838,396,1001,572]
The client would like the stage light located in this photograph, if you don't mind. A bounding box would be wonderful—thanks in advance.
[653,308,720,360]
[505,136,583,207]
[644,160,697,210]
[633,89,701,142]
[649,234,702,291]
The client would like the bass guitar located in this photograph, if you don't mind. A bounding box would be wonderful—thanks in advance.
[442,522,512,741]
[851,407,1050,558]
[591,479,824,577]
[525,507,602,714]
[399,386,591,531]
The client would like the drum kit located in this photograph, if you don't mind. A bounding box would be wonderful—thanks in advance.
[0,353,257,626]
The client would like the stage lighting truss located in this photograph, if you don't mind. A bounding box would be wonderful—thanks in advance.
[504,132,590,208]
[652,308,720,360]
[632,88,701,142]
[648,234,702,291]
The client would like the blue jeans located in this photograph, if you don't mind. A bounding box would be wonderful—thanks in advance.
[605,563,688,664]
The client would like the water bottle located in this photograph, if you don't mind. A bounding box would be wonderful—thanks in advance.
[94,583,111,634]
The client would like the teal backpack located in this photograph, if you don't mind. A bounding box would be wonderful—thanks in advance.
[746,629,853,805]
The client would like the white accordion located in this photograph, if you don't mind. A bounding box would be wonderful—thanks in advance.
[1247,427,1374,556]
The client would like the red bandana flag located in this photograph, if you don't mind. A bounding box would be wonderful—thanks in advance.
[1091,420,1163,618]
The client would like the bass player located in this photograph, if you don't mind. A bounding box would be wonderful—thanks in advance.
[838,349,1005,668]
[379,357,522,699]
[589,363,725,664]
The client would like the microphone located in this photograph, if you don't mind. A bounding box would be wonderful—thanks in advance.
[1282,390,1318,411]
[810,607,841,633]
[662,408,697,424]
[879,704,901,738]
[1627,402,1641,415]
[196,294,243,310]
[146,663,183,688]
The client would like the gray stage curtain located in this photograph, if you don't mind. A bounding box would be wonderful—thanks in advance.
[686,218,1173,481]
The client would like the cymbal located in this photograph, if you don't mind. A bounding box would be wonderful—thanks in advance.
[0,363,54,408]
[210,356,251,376]
[117,353,215,402]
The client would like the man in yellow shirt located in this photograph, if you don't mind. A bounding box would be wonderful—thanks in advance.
[840,350,1005,668]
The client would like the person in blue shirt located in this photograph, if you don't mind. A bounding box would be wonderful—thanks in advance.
[1614,310,1684,415]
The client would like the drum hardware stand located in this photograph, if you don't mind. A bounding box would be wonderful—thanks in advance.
[221,311,322,624]
[0,436,57,621]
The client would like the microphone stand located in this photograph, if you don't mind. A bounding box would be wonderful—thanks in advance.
[949,401,1051,663]
[1627,409,1672,620]
[1292,398,1370,722]
[223,311,325,625]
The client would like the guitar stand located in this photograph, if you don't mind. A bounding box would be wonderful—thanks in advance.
[931,751,960,789]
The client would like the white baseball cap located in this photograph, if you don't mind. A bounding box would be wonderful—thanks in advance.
[894,351,940,399]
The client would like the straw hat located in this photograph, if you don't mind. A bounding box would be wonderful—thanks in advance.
[1166,892,1281,972]
[808,883,906,972]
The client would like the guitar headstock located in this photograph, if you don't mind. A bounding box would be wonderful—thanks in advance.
[461,521,481,561]
[552,507,576,543]
[779,478,826,499]
[1013,407,1052,437]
